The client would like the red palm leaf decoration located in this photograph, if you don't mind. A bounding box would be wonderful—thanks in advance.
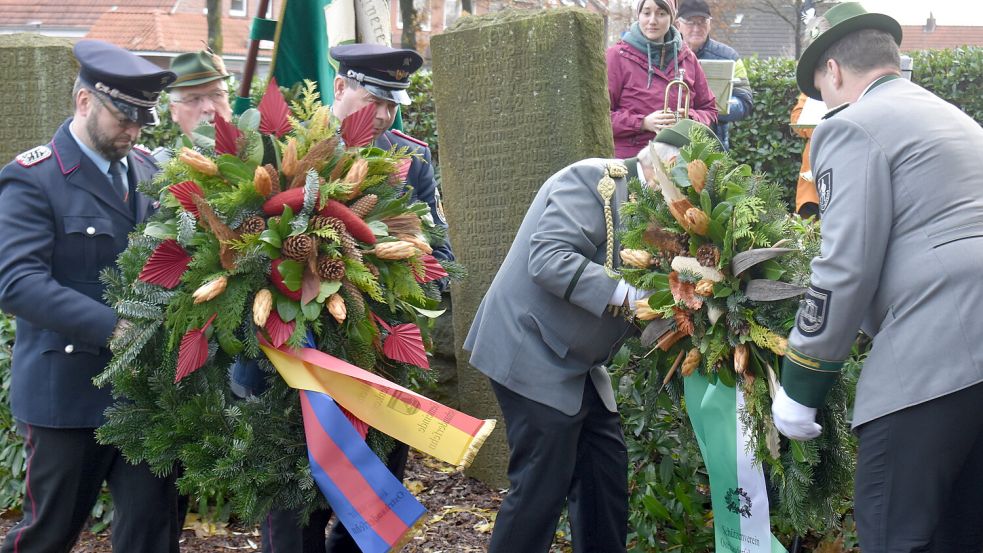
[391,158,411,184]
[169,181,205,217]
[383,323,429,369]
[213,115,242,155]
[139,240,192,289]
[413,254,449,284]
[265,311,295,348]
[175,313,217,383]
[341,406,369,439]
[341,103,377,148]
[258,78,292,138]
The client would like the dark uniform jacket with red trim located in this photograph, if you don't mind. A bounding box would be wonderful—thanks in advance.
[782,78,983,427]
[375,129,453,261]
[464,159,634,416]
[0,118,158,428]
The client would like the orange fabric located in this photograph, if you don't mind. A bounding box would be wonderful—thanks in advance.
[790,93,818,213]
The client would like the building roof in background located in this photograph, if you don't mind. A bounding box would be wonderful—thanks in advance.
[85,11,252,56]
[0,0,193,31]
[723,8,796,59]
[901,24,983,51]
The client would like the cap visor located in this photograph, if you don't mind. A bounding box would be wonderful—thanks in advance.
[364,83,411,106]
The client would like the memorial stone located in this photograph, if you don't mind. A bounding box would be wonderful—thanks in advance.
[432,8,614,486]
[0,34,76,164]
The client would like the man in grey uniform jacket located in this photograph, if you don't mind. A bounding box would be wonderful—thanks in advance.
[771,4,983,551]
[462,123,696,550]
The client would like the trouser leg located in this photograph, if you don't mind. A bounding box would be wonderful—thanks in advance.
[567,381,628,553]
[487,379,586,553]
[262,506,331,553]
[854,381,983,553]
[0,423,113,553]
[106,452,179,553]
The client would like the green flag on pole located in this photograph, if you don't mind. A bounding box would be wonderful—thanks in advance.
[271,0,356,104]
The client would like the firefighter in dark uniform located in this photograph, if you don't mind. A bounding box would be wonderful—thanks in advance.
[0,40,179,553]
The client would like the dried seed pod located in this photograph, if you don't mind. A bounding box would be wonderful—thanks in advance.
[372,240,417,260]
[734,344,750,375]
[343,158,370,200]
[193,276,228,304]
[327,293,347,324]
[281,138,298,179]
[254,165,273,197]
[684,208,710,236]
[264,163,281,195]
[397,234,433,255]
[620,248,653,269]
[688,159,708,194]
[178,147,219,176]
[635,300,660,321]
[694,279,715,297]
[252,289,273,327]
[681,347,701,377]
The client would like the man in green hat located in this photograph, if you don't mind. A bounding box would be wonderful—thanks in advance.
[167,50,233,137]
[771,3,983,551]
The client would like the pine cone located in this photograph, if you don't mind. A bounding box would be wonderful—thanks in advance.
[349,194,378,219]
[238,215,266,235]
[342,279,365,318]
[281,234,315,261]
[316,257,346,280]
[696,244,721,268]
[264,164,281,195]
[681,348,701,377]
[364,262,380,278]
[311,216,363,262]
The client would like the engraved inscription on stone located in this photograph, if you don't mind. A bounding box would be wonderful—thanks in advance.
[432,8,613,486]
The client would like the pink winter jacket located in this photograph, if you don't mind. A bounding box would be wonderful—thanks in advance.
[606,40,718,158]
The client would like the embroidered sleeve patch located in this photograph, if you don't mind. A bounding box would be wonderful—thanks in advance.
[796,285,831,336]
[817,169,832,212]
[15,145,51,167]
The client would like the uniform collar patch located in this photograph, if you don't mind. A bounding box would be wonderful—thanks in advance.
[15,145,52,167]
[817,169,832,213]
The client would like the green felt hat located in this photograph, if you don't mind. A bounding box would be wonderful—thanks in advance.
[654,119,721,149]
[797,2,902,100]
[168,51,231,89]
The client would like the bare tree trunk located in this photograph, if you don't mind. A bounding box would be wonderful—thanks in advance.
[208,0,224,54]
[399,0,418,50]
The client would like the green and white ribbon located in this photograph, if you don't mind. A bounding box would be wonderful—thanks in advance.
[685,372,787,553]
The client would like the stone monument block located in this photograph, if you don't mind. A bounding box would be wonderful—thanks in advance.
[0,34,76,164]
[432,8,614,487]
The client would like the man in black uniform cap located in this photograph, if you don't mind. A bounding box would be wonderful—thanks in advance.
[0,39,179,553]
[251,43,454,553]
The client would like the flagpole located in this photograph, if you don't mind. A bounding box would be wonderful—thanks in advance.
[234,0,274,115]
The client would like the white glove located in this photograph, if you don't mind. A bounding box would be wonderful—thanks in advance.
[771,386,822,441]
[609,281,653,311]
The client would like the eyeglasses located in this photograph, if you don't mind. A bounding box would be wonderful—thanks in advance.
[679,17,711,27]
[91,92,141,129]
[172,90,229,107]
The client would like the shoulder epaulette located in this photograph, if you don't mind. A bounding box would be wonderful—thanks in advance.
[390,129,428,148]
[15,145,52,168]
[606,161,628,179]
[132,144,153,156]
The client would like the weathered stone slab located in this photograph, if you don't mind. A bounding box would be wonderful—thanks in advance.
[0,34,76,164]
[432,7,614,486]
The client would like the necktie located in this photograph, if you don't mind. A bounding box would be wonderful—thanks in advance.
[109,160,127,202]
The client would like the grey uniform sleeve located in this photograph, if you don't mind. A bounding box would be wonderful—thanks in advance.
[782,117,894,407]
[527,163,619,317]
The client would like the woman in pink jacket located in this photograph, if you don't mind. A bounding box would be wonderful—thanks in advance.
[607,0,718,158]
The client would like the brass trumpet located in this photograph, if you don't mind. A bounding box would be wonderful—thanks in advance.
[663,68,691,122]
